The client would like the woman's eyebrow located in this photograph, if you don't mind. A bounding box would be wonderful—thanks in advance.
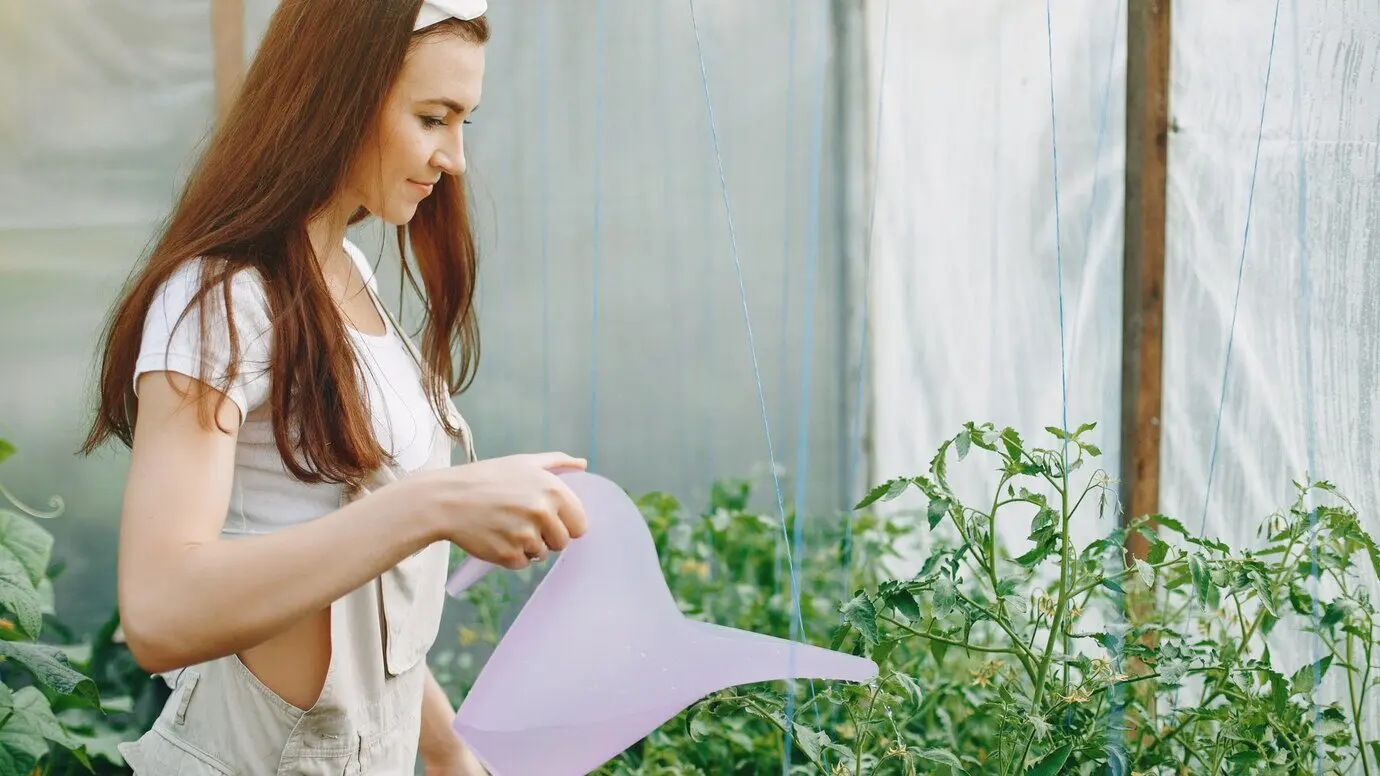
[419,98,478,115]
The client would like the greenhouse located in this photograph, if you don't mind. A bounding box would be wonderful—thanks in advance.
[1,0,1376,773]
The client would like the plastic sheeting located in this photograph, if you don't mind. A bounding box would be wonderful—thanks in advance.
[1165,0,1380,741]
[866,0,1378,746]
[864,0,1128,553]
[0,0,854,634]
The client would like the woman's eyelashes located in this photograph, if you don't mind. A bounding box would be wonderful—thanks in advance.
[419,115,473,129]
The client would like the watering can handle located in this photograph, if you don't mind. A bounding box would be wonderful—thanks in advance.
[445,557,497,598]
[442,466,588,599]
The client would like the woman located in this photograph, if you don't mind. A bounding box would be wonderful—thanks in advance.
[80,0,588,773]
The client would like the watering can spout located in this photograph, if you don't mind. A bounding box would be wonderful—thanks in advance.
[444,471,877,775]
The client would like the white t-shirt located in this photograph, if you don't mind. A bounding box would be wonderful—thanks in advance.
[132,239,443,536]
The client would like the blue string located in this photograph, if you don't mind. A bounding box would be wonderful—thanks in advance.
[985,19,1003,434]
[783,1,832,769]
[1044,0,1070,471]
[588,0,605,470]
[685,0,802,768]
[776,0,798,484]
[1290,0,1323,769]
[1072,0,1126,759]
[1200,0,1282,536]
[540,1,552,450]
[651,0,688,501]
[1079,0,1123,303]
[772,0,798,632]
[844,0,891,594]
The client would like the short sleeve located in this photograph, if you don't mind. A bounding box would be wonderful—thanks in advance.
[132,259,274,420]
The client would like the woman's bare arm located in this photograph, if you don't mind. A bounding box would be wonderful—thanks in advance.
[120,370,587,676]
[117,371,444,674]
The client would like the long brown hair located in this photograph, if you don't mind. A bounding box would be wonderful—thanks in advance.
[81,0,490,486]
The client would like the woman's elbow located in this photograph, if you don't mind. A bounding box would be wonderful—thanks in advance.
[118,595,193,675]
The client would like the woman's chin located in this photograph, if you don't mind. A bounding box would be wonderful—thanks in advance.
[377,205,419,226]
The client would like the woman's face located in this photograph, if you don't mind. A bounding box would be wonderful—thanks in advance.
[347,32,486,225]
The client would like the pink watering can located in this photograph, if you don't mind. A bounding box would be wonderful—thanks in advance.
[444,470,877,775]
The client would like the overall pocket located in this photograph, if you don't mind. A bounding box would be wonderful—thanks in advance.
[378,540,449,676]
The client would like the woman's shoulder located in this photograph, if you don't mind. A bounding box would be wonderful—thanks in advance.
[154,256,270,317]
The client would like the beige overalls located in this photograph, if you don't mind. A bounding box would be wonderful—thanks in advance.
[119,302,476,776]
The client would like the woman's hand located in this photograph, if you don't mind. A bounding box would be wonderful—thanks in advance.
[414,452,589,569]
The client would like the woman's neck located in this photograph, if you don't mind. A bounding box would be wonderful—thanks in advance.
[306,199,355,265]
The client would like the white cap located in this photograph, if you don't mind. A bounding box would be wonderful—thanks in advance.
[414,0,488,30]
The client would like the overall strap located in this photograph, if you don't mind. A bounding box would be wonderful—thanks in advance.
[349,250,477,466]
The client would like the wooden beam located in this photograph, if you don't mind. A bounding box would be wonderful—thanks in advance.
[1120,0,1171,559]
[211,0,246,123]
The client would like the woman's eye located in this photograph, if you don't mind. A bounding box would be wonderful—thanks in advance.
[421,115,446,128]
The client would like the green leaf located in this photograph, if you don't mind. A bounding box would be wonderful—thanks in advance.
[916,748,968,775]
[1014,536,1057,568]
[1369,742,1380,770]
[0,553,42,639]
[687,707,712,742]
[0,686,50,775]
[884,587,921,622]
[1266,676,1290,719]
[1186,534,1231,554]
[855,477,913,510]
[1158,659,1186,685]
[1290,655,1332,696]
[828,622,851,651]
[930,638,950,665]
[0,511,53,586]
[932,576,957,614]
[891,671,923,706]
[1025,741,1073,776]
[840,593,880,646]
[1045,426,1069,441]
[956,431,972,460]
[1000,429,1025,463]
[0,684,87,773]
[1100,577,1125,594]
[930,439,953,487]
[1152,515,1189,536]
[0,439,13,465]
[927,498,950,530]
[790,723,829,766]
[1075,422,1097,436]
[871,638,898,666]
[1134,558,1156,588]
[1251,575,1277,618]
[0,640,100,707]
[1189,554,1212,607]
[1146,537,1170,565]
[1082,443,1103,456]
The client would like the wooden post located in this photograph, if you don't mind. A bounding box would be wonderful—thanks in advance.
[211,0,246,123]
[1121,0,1171,560]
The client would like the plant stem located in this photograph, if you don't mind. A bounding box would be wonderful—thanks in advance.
[854,680,881,776]
[986,475,1010,601]
[878,616,1023,657]
[955,592,1039,677]
[738,696,828,774]
[1347,627,1373,776]
[1028,476,1072,717]
[1206,729,1229,774]
[1067,555,1247,601]
[1158,531,1305,741]
[1005,728,1037,776]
